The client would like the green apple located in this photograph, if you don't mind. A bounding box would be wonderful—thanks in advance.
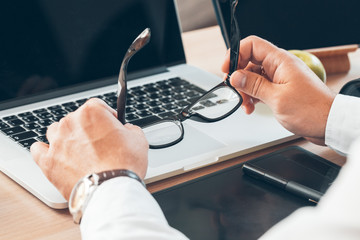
[288,50,326,83]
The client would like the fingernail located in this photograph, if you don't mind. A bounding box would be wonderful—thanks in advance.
[231,71,246,89]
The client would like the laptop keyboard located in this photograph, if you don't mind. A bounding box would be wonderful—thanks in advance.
[0,77,207,151]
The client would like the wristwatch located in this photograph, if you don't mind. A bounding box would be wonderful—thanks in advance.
[69,169,145,224]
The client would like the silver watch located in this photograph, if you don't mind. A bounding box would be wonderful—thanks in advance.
[69,169,145,224]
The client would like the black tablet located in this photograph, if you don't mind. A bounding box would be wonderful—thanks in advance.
[212,0,360,50]
[153,146,341,240]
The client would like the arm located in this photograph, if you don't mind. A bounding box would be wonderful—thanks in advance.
[30,98,188,239]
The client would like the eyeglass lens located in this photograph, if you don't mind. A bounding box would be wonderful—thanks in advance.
[143,86,241,148]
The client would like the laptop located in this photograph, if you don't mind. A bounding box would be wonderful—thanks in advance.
[0,0,295,209]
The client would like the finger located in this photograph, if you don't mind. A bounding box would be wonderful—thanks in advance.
[221,49,231,73]
[84,98,117,117]
[222,36,286,79]
[230,70,275,103]
[78,98,125,129]
[124,123,143,135]
[30,141,49,165]
[46,122,59,143]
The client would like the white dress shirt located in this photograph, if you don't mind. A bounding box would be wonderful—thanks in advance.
[80,94,360,239]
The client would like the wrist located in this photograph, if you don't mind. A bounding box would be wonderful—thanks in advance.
[69,169,145,224]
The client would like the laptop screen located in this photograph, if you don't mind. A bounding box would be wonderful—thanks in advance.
[0,0,185,109]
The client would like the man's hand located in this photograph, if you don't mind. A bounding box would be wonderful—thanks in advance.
[222,36,336,144]
[30,98,149,200]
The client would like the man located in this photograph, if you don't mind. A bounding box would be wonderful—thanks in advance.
[31,36,360,239]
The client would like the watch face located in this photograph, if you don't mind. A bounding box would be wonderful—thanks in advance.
[70,180,87,212]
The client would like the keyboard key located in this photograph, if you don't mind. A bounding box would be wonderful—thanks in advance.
[148,100,162,107]
[173,94,186,101]
[3,115,18,121]
[0,121,10,130]
[176,100,191,107]
[125,107,136,113]
[76,98,88,105]
[33,108,47,114]
[18,138,37,149]
[126,113,140,121]
[150,107,166,114]
[52,116,64,122]
[37,135,49,144]
[62,102,77,107]
[163,104,177,110]
[21,115,39,123]
[144,87,159,93]
[7,119,25,127]
[135,96,150,102]
[132,89,147,96]
[133,104,148,111]
[36,112,53,119]
[105,96,117,103]
[160,97,173,104]
[65,106,78,112]
[136,110,152,118]
[50,109,68,116]
[1,126,26,135]
[126,99,137,106]
[11,131,38,141]
[38,119,54,127]
[23,123,42,130]
[159,112,176,119]
[35,127,47,135]
[18,112,33,117]
[48,105,62,111]
[109,102,117,109]
[129,115,161,127]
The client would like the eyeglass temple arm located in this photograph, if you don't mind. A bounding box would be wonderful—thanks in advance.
[228,0,240,82]
[117,28,151,124]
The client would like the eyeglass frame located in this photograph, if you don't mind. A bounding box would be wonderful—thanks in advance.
[143,77,243,149]
[116,0,241,148]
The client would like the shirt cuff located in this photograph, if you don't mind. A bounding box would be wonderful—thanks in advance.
[80,177,188,240]
[325,94,360,155]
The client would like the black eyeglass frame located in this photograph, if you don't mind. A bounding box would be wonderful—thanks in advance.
[143,77,243,149]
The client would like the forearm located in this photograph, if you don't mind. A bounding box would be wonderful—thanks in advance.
[325,94,360,155]
[80,177,188,240]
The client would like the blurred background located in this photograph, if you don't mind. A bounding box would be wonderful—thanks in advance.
[176,0,217,32]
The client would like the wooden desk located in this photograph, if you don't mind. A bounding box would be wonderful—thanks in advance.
[1,26,359,240]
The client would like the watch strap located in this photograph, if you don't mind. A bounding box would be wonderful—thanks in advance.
[95,169,146,187]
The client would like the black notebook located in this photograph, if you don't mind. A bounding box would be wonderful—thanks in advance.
[153,146,341,240]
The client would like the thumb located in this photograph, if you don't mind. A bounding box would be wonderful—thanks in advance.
[230,70,275,103]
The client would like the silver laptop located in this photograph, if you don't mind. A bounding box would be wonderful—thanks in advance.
[0,0,295,209]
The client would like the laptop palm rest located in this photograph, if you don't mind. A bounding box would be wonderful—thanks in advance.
[148,123,226,168]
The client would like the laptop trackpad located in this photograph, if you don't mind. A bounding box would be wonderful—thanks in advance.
[148,123,226,168]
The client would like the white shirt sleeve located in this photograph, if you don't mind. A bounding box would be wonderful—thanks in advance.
[325,94,360,154]
[80,177,189,240]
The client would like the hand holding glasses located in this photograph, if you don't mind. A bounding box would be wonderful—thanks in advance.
[117,0,242,149]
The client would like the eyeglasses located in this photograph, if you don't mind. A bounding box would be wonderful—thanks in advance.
[117,0,241,149]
